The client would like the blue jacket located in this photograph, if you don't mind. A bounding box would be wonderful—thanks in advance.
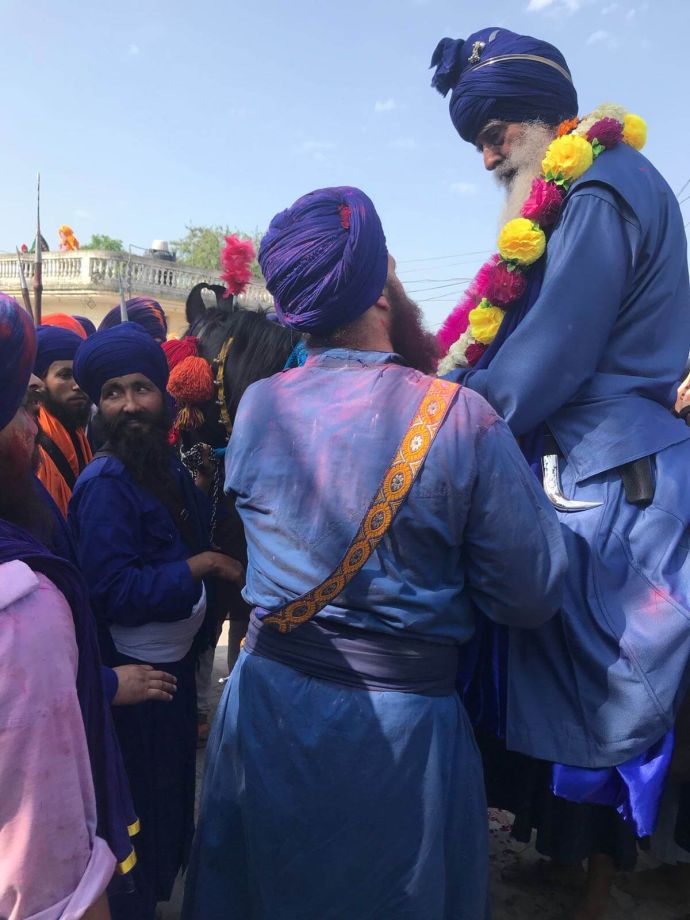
[457,143,690,478]
[226,350,567,645]
[69,456,208,640]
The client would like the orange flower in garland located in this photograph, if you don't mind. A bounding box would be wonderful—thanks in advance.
[557,116,580,137]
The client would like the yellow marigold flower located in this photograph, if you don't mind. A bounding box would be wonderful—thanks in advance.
[542,134,593,182]
[497,218,546,266]
[623,113,647,151]
[469,301,505,345]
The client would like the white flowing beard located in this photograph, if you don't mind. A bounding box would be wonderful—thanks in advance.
[494,123,556,226]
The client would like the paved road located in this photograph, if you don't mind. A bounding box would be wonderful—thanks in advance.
[158,631,688,919]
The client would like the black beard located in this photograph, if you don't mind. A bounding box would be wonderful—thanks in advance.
[388,287,440,375]
[43,390,91,431]
[0,464,54,545]
[96,404,176,496]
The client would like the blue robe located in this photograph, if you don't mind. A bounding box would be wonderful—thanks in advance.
[182,350,567,920]
[69,455,212,916]
[450,145,690,796]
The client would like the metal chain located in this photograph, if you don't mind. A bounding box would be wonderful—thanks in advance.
[179,442,221,545]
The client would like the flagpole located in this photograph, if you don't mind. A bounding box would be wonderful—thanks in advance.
[33,173,43,324]
[15,247,34,321]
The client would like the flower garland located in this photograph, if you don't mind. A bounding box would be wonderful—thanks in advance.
[437,104,647,374]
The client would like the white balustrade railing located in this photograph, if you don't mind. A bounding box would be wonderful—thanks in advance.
[0,250,273,309]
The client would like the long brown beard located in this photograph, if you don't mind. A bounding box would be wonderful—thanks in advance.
[494,123,556,225]
[386,284,439,375]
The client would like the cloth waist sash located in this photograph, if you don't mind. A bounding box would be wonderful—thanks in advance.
[245,611,459,696]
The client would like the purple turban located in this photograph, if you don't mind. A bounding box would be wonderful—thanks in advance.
[74,315,97,337]
[0,294,36,431]
[73,322,169,404]
[430,27,578,143]
[258,186,388,334]
[34,326,84,377]
[98,296,168,341]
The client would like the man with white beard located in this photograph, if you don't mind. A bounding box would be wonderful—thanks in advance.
[431,26,690,920]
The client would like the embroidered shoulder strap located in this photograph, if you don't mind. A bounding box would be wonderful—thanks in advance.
[263,377,460,633]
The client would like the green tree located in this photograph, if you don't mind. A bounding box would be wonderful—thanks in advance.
[172,224,263,281]
[81,233,125,251]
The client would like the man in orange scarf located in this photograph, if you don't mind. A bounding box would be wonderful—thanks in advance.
[34,326,93,516]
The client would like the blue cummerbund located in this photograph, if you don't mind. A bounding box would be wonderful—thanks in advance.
[244,611,459,696]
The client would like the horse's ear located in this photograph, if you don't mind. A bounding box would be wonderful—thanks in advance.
[186,283,211,325]
[207,284,231,310]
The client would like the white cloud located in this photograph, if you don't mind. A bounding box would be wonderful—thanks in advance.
[389,137,417,150]
[374,98,398,113]
[295,140,334,161]
[586,28,620,48]
[527,0,582,11]
[587,28,608,43]
[601,2,619,12]
[128,43,140,55]
[626,7,636,18]
[450,181,477,196]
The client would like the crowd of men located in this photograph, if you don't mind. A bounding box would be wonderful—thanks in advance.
[2,22,690,920]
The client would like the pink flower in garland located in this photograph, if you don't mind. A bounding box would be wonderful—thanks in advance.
[476,254,528,306]
[586,117,623,149]
[437,286,478,353]
[521,177,564,227]
[466,342,487,366]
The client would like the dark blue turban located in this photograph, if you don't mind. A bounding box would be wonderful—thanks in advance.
[73,322,169,404]
[99,296,168,341]
[34,326,84,377]
[430,27,578,143]
[74,315,97,337]
[0,294,36,430]
[258,186,388,334]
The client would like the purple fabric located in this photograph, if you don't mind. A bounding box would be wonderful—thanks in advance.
[0,294,36,430]
[73,321,169,404]
[430,27,578,143]
[99,296,168,341]
[246,611,459,696]
[258,186,388,334]
[552,731,674,838]
[0,518,136,863]
[34,325,83,377]
[74,315,97,337]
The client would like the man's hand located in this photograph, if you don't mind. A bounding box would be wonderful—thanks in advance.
[112,665,177,706]
[187,551,245,585]
[676,372,690,414]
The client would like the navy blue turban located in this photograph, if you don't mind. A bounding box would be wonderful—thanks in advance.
[99,296,168,342]
[430,27,578,143]
[74,315,97,337]
[258,186,388,334]
[73,322,169,404]
[0,294,36,430]
[34,326,84,377]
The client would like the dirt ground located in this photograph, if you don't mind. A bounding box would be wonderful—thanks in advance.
[159,628,690,919]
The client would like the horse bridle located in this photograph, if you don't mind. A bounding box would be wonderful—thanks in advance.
[214,336,234,436]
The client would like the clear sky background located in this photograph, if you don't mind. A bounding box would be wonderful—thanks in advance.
[1,0,688,328]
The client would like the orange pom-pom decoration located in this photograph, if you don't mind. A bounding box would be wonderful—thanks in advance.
[167,355,215,432]
[162,336,199,371]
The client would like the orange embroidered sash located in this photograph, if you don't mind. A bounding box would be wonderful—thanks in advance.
[262,377,460,634]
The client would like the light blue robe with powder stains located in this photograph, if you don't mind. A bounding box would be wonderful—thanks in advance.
[182,351,567,920]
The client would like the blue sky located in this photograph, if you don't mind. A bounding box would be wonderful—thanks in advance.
[1,0,688,328]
